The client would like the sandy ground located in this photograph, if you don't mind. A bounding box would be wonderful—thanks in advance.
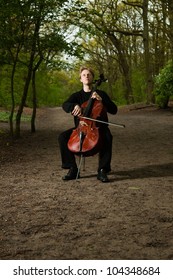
[0,104,173,260]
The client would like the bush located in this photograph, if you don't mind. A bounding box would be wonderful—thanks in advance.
[154,60,173,108]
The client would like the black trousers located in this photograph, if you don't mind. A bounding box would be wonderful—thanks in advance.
[58,127,113,172]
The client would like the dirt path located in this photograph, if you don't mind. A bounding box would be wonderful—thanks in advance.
[0,105,173,260]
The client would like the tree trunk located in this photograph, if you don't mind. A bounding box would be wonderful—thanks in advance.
[15,14,41,138]
[31,69,37,133]
[108,33,134,104]
[31,56,43,133]
[167,0,173,58]
[15,60,33,138]
[143,0,154,103]
[9,47,20,138]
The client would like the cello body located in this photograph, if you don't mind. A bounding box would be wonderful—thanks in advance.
[68,100,105,156]
[67,74,107,157]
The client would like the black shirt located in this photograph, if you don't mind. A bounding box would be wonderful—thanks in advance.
[62,89,117,127]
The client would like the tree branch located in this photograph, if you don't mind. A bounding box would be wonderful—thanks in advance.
[122,1,143,9]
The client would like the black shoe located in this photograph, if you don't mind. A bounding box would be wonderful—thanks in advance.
[62,167,79,180]
[97,169,109,182]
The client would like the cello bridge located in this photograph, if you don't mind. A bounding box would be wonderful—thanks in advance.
[80,121,88,126]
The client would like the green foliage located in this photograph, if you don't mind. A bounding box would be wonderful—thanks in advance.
[0,64,27,108]
[0,67,11,108]
[0,111,30,122]
[132,69,146,103]
[112,79,127,106]
[154,61,173,108]
[25,69,81,107]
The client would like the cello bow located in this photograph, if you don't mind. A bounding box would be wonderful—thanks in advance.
[79,116,125,128]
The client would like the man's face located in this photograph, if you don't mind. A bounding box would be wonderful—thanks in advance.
[80,69,94,86]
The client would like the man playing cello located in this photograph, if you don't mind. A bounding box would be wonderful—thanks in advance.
[58,66,117,182]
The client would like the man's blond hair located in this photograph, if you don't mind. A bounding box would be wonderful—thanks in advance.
[79,66,95,78]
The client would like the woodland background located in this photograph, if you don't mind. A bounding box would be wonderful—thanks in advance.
[0,0,173,138]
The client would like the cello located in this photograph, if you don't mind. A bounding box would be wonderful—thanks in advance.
[67,74,107,157]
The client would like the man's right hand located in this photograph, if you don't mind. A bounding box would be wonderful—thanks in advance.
[72,105,82,116]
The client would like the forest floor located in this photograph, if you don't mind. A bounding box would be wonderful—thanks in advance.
[0,103,173,260]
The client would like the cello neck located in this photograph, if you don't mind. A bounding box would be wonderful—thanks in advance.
[83,94,95,117]
[82,74,106,117]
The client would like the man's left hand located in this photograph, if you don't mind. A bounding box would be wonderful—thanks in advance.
[91,92,102,101]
